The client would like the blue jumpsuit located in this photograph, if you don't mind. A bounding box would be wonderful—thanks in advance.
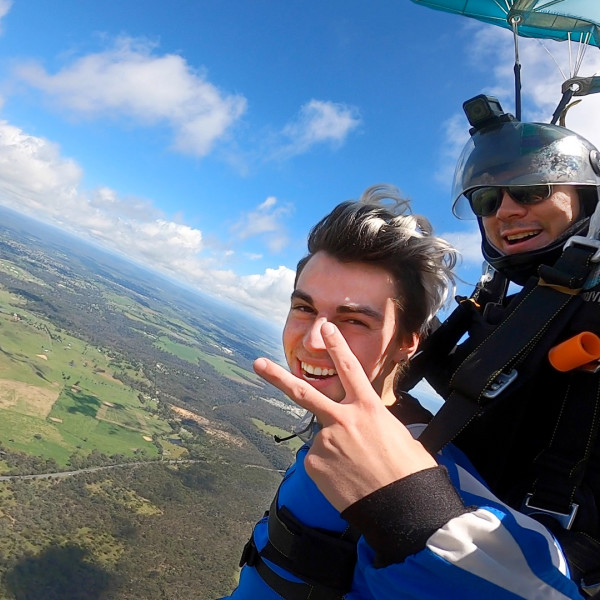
[222,422,583,600]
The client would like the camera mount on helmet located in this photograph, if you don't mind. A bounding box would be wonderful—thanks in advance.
[463,95,516,136]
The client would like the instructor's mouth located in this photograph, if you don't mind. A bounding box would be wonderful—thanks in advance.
[503,230,542,246]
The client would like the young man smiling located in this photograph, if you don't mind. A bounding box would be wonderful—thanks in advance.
[222,185,584,600]
[283,252,416,406]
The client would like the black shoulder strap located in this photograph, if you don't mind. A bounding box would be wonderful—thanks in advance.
[400,296,480,393]
[419,243,597,454]
[402,264,509,395]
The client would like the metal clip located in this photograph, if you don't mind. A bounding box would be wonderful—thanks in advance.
[577,360,600,374]
[563,235,600,262]
[581,578,600,597]
[481,369,518,399]
[522,493,579,530]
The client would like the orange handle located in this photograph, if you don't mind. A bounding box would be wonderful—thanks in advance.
[548,332,600,372]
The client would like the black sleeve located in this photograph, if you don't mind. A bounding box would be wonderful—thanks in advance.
[340,466,469,567]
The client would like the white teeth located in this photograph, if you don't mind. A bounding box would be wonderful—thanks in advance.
[301,361,336,377]
[506,231,538,241]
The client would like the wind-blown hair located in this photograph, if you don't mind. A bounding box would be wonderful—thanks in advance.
[295,184,458,340]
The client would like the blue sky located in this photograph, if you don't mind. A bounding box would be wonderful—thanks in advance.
[0,0,599,326]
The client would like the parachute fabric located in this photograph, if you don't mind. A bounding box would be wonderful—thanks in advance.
[409,1,600,47]
[410,0,600,122]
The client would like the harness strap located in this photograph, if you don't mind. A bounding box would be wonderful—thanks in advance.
[239,537,346,600]
[525,373,600,525]
[538,522,600,598]
[402,296,480,393]
[262,492,359,590]
[238,490,359,597]
[420,244,596,454]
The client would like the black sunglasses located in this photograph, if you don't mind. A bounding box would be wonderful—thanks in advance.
[468,184,553,217]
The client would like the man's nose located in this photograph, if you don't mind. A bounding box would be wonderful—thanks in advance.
[303,317,328,351]
[495,189,528,219]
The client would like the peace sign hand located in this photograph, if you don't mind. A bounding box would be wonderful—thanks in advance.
[254,321,437,512]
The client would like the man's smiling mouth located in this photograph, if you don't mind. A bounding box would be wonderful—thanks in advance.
[301,361,337,380]
[504,230,541,245]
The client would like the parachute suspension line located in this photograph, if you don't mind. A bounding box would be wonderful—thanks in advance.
[537,39,568,80]
[493,0,510,14]
[568,32,574,77]
[571,31,591,78]
[510,15,522,121]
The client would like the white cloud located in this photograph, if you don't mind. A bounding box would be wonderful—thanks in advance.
[258,196,277,210]
[435,113,471,187]
[163,260,295,323]
[238,266,295,321]
[13,36,247,157]
[0,121,82,210]
[0,0,12,34]
[0,119,295,322]
[231,195,293,253]
[468,24,600,147]
[277,99,361,158]
[440,225,483,266]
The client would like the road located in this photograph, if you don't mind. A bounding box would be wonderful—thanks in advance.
[0,459,285,481]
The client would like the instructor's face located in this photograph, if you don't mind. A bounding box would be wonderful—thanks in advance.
[482,185,580,255]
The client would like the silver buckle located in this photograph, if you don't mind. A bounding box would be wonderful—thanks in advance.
[522,493,579,530]
[577,360,600,374]
[563,235,600,262]
[481,369,518,399]
[581,578,600,597]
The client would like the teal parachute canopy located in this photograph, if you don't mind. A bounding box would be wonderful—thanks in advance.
[410,0,600,47]
[411,0,600,121]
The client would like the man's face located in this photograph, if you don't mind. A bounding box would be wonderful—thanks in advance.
[482,185,580,255]
[282,251,411,405]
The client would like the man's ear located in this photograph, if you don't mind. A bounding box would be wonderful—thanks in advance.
[395,333,419,363]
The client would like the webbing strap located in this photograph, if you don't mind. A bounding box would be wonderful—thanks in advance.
[402,297,479,392]
[260,491,358,592]
[527,374,600,519]
[254,558,345,600]
[240,537,345,600]
[420,244,596,454]
[540,522,600,597]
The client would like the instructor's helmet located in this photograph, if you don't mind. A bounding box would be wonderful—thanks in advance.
[452,95,600,285]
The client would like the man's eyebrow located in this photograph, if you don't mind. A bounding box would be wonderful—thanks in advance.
[291,289,313,304]
[336,304,383,321]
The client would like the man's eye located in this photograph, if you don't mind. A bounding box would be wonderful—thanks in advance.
[291,304,313,313]
[344,318,367,327]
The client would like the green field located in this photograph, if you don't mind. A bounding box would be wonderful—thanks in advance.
[251,417,303,453]
[0,291,171,468]
[154,335,262,386]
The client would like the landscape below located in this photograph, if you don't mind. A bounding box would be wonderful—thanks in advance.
[0,206,301,599]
